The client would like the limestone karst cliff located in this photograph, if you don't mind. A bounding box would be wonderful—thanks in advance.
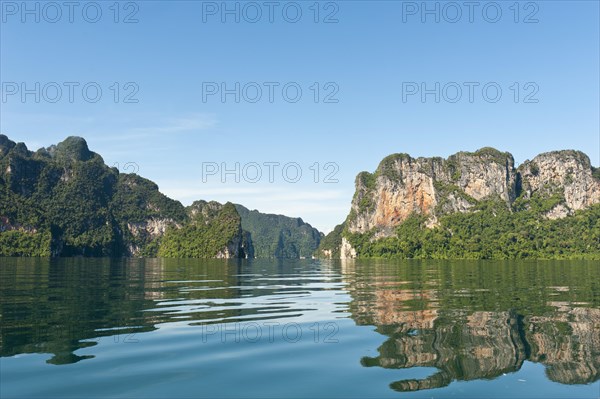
[518,151,600,219]
[320,148,600,259]
[347,148,517,234]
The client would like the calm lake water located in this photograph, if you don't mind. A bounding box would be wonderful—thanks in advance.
[1,258,599,398]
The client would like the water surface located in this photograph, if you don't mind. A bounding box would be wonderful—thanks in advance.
[1,258,599,398]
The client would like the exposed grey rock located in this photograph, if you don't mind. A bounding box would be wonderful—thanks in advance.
[519,150,600,213]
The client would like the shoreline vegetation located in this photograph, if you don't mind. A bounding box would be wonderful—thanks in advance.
[319,203,600,260]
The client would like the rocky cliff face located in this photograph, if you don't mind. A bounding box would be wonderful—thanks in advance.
[518,151,600,218]
[346,148,517,234]
[324,147,600,258]
[126,218,180,256]
[215,231,253,259]
[340,237,357,259]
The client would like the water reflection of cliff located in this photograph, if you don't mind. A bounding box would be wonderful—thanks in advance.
[528,306,600,384]
[343,259,600,391]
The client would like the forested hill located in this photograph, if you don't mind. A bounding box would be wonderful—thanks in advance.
[0,134,324,258]
[1,135,185,256]
[234,204,323,258]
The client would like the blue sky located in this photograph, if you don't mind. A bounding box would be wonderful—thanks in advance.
[1,0,599,232]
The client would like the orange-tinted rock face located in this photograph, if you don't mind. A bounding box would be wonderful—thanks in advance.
[374,174,437,228]
[347,149,518,234]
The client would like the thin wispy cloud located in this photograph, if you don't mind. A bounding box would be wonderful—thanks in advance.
[128,114,218,135]
[93,113,218,142]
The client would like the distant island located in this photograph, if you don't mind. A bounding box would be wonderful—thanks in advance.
[2,135,599,259]
[318,148,600,259]
[0,135,322,258]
